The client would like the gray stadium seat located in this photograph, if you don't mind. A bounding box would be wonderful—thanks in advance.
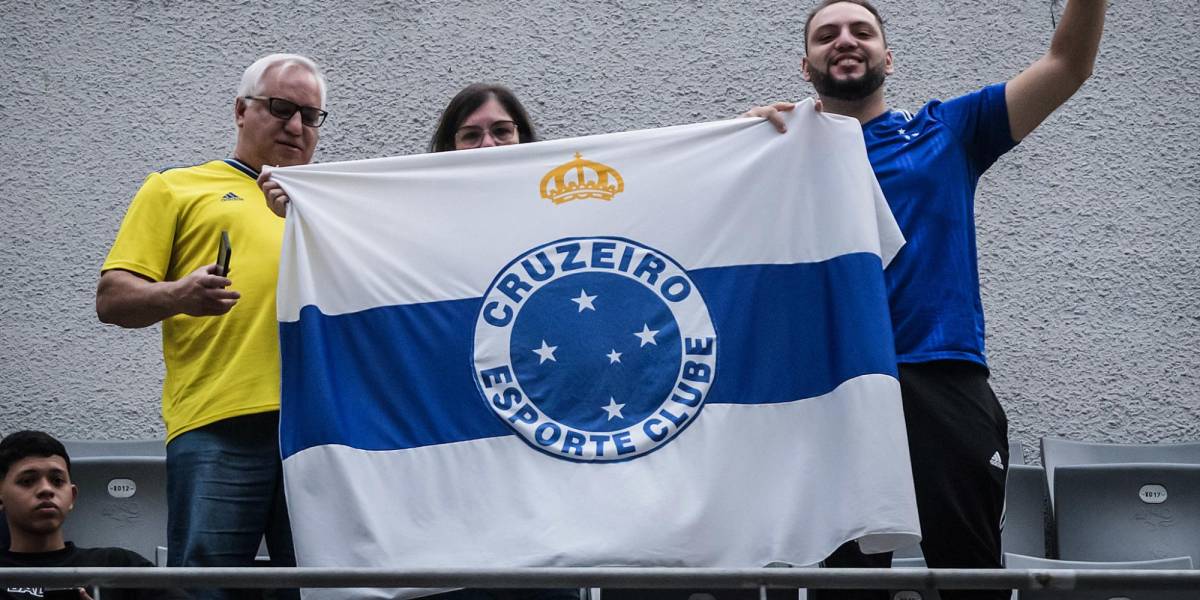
[60,456,168,565]
[1004,552,1193,600]
[1040,437,1200,508]
[1053,464,1200,565]
[889,557,941,600]
[1009,439,1026,466]
[1002,464,1047,558]
[601,562,804,600]
[889,591,940,600]
[892,543,923,560]
[62,438,166,458]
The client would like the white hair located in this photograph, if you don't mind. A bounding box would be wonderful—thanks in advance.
[237,53,327,108]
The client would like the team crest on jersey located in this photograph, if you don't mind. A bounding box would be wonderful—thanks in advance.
[473,237,717,462]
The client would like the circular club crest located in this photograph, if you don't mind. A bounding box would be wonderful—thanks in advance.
[472,237,717,462]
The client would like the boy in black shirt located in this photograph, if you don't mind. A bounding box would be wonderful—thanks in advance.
[0,431,185,600]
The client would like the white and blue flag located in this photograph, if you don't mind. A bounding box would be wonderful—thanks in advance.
[272,102,919,599]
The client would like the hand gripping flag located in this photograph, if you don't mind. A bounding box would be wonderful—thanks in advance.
[272,101,919,599]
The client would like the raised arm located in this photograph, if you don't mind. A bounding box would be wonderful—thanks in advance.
[1005,0,1107,142]
[96,266,239,328]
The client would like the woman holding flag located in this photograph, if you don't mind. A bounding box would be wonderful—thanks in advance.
[259,82,538,217]
[257,84,581,600]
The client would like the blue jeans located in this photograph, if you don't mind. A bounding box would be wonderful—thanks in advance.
[167,411,298,600]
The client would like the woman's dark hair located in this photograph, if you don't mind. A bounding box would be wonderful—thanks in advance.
[429,83,537,153]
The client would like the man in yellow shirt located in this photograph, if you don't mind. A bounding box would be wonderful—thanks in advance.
[96,53,328,600]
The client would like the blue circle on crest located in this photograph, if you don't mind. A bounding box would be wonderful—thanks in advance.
[472,237,718,463]
[511,272,682,431]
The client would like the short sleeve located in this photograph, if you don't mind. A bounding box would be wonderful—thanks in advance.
[929,83,1017,172]
[101,172,179,281]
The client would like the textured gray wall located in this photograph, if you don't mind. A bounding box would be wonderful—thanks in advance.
[2,1,1197,454]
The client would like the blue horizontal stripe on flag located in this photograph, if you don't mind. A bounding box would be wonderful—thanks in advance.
[279,252,896,459]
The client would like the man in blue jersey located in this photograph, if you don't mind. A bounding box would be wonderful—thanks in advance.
[747,1,1106,599]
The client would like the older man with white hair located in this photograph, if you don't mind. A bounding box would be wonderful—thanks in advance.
[96,53,328,598]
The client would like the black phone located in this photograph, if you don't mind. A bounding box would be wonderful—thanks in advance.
[43,587,92,600]
[216,230,232,277]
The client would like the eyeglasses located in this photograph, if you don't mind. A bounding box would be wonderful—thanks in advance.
[454,120,519,148]
[243,96,328,128]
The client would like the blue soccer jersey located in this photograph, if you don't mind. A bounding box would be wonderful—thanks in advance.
[863,83,1017,366]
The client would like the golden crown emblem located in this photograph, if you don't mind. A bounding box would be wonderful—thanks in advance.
[540,152,625,205]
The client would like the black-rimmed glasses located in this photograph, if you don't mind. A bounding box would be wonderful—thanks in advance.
[243,96,328,128]
[454,120,518,148]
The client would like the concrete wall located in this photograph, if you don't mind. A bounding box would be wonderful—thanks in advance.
[2,1,1197,454]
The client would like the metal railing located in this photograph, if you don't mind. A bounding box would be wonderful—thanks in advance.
[1,567,1199,594]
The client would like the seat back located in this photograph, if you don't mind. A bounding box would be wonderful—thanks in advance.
[892,542,923,560]
[1002,464,1047,558]
[889,558,941,600]
[888,556,940,600]
[60,456,168,564]
[890,591,939,600]
[61,439,166,458]
[1054,464,1200,565]
[1009,439,1026,466]
[602,563,805,599]
[1040,438,1200,508]
[1004,552,1193,600]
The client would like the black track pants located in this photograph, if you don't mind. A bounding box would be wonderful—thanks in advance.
[811,360,1009,600]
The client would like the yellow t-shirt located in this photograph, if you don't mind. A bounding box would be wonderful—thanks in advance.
[102,159,284,441]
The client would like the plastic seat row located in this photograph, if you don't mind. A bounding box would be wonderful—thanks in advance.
[891,553,1194,600]
[898,437,1200,560]
[1003,552,1193,600]
[890,437,1200,600]
[1042,437,1200,565]
[24,437,1200,599]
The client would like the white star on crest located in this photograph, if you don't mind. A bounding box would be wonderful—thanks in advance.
[532,340,558,364]
[634,323,659,347]
[602,397,626,421]
[606,349,622,364]
[571,289,597,312]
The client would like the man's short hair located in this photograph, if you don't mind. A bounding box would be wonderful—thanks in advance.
[237,53,328,109]
[0,430,71,479]
[804,0,887,51]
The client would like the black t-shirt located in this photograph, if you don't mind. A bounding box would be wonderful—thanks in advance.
[0,543,186,600]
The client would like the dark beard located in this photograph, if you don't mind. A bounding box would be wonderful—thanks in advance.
[808,61,886,101]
